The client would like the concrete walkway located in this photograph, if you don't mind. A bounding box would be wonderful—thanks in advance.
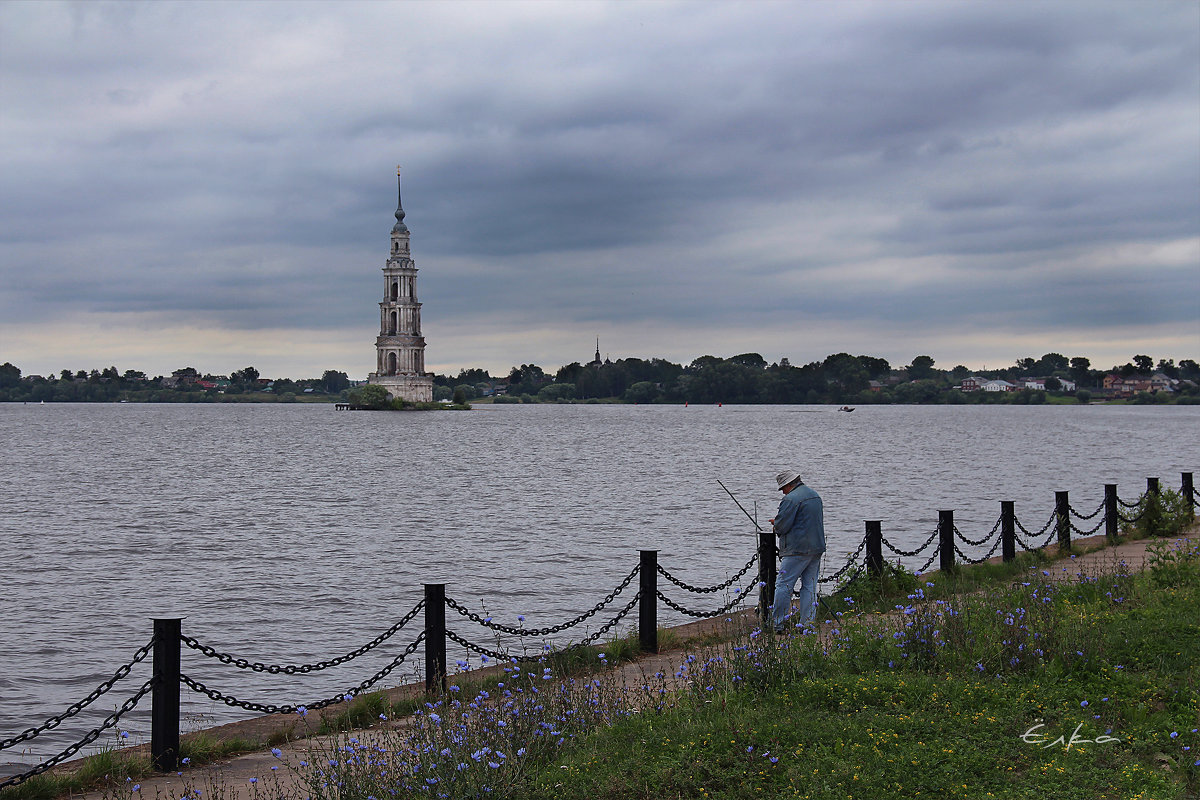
[52,525,1194,799]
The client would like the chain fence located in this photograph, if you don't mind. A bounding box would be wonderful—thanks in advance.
[657,554,758,594]
[0,679,155,790]
[445,592,642,663]
[1069,498,1105,521]
[655,576,759,619]
[180,601,424,675]
[445,563,639,637]
[0,637,154,753]
[953,517,1002,547]
[881,527,939,557]
[179,633,425,715]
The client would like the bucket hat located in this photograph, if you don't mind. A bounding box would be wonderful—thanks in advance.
[775,470,801,490]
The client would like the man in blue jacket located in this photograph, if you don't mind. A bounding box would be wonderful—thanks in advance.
[770,469,825,632]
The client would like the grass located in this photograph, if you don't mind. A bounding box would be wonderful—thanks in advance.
[512,537,1200,799]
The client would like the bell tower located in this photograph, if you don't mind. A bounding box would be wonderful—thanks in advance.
[367,168,434,402]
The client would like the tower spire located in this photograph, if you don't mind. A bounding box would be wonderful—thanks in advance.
[393,166,408,233]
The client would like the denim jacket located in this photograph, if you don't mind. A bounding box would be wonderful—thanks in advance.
[772,483,825,556]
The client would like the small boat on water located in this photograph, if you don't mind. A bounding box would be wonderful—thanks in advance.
[838,406,855,412]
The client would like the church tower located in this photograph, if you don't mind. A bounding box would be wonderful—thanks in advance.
[367,169,434,402]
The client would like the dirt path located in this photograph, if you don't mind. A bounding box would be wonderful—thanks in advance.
[59,525,1196,800]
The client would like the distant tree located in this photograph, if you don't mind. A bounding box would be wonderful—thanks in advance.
[1156,359,1179,379]
[1069,357,1092,385]
[433,385,452,401]
[1132,355,1153,374]
[0,362,20,388]
[231,366,260,385]
[823,353,869,394]
[688,355,723,371]
[537,383,575,402]
[951,365,971,380]
[452,387,467,405]
[857,355,891,378]
[59,369,73,381]
[1179,359,1200,380]
[1075,389,1092,405]
[348,384,390,409]
[906,355,937,381]
[1015,357,1037,374]
[1038,353,1069,374]
[321,370,350,393]
[555,362,584,385]
[624,381,659,403]
[453,383,479,400]
[728,353,767,369]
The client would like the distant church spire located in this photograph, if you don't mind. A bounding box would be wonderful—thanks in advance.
[392,166,408,234]
[595,337,601,363]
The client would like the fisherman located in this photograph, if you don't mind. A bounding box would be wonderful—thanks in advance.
[770,469,826,632]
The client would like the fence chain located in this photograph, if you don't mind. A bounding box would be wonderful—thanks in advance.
[1116,493,1142,509]
[1069,498,1105,521]
[953,517,1001,547]
[445,563,639,636]
[0,637,154,752]
[881,527,938,557]
[1014,510,1056,540]
[917,545,940,574]
[180,601,424,675]
[1118,505,1148,524]
[657,553,758,594]
[1070,515,1106,537]
[656,579,756,619]
[445,592,643,663]
[818,538,867,584]
[953,534,1004,565]
[180,633,425,714]
[1013,520,1057,551]
[0,679,155,790]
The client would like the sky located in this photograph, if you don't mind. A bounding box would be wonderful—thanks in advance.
[1,0,1197,380]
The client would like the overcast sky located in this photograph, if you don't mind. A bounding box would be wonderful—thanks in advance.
[1,0,1197,379]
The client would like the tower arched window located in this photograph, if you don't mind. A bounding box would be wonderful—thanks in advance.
[387,352,398,375]
[391,281,399,300]
[389,311,397,335]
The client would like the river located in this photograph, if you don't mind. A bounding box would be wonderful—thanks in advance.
[1,402,1196,769]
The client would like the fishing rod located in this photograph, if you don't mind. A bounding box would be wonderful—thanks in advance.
[717,479,764,532]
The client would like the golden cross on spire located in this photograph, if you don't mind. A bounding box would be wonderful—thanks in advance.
[396,165,402,176]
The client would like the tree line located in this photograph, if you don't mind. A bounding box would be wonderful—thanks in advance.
[3,351,1196,405]
[435,352,1199,405]
[0,363,350,404]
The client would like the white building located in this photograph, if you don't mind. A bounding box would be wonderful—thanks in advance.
[368,170,434,403]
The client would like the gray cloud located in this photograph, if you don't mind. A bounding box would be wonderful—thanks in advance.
[0,0,1196,377]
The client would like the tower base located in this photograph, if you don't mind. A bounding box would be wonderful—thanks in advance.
[368,373,434,403]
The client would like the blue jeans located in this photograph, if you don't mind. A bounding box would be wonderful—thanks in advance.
[772,553,822,630]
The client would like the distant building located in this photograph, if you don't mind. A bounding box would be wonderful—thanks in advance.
[368,169,434,403]
[982,379,1015,392]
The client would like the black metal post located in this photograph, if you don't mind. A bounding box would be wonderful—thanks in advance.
[639,550,658,654]
[1055,491,1071,550]
[1105,484,1118,541]
[424,584,446,694]
[1183,473,1195,519]
[1001,501,1016,562]
[938,510,955,573]
[865,521,883,579]
[1147,477,1159,497]
[757,527,777,627]
[151,618,181,772]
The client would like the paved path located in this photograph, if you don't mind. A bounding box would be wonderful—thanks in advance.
[57,526,1195,800]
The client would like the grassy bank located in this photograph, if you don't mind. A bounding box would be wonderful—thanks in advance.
[516,539,1199,799]
[240,533,1198,799]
